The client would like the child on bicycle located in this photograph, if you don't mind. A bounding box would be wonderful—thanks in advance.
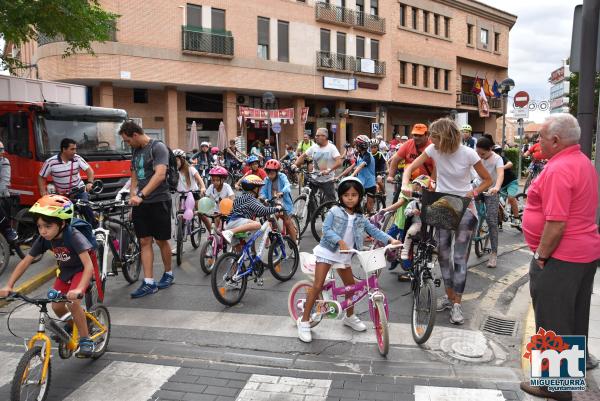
[201,166,235,232]
[0,195,96,357]
[297,177,401,343]
[260,159,297,244]
[236,156,266,189]
[338,135,376,214]
[222,175,282,245]
[370,139,388,197]
[400,175,431,264]
[173,149,207,196]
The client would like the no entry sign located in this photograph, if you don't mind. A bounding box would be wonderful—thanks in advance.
[514,91,530,108]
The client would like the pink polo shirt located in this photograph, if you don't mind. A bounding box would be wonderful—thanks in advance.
[522,144,600,263]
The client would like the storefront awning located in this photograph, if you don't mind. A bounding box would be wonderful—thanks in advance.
[347,110,377,119]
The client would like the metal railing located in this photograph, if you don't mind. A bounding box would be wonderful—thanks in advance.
[182,26,234,57]
[457,92,503,109]
[355,57,386,76]
[317,51,385,76]
[315,2,385,34]
[355,10,386,34]
[38,23,117,46]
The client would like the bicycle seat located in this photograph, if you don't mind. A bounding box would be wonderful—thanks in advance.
[299,252,345,277]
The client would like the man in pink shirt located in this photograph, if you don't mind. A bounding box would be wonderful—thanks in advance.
[521,113,600,400]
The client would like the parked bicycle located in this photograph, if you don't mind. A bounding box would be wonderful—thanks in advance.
[2,290,110,401]
[174,190,202,266]
[292,169,335,240]
[288,244,401,356]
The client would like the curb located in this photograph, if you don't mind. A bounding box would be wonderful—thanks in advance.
[0,266,57,308]
[521,303,536,377]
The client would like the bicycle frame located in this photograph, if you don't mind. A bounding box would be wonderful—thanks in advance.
[232,220,274,280]
[319,273,387,320]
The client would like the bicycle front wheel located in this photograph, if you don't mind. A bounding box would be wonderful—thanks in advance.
[474,220,490,258]
[176,216,184,266]
[11,346,50,401]
[0,235,10,277]
[373,299,389,356]
[310,201,337,242]
[211,252,247,306]
[293,195,308,237]
[190,215,201,249]
[121,231,141,284]
[411,278,436,345]
[89,304,111,359]
[199,238,217,275]
[268,235,299,281]
[287,280,323,328]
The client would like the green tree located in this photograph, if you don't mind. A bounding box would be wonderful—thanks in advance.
[568,72,600,117]
[0,1,118,72]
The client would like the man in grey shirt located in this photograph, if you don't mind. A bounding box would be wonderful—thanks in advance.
[119,121,173,298]
[0,142,16,242]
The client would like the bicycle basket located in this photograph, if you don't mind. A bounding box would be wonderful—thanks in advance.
[356,247,388,274]
[421,190,471,231]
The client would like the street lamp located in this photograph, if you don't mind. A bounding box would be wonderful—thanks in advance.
[500,77,515,148]
[262,91,275,154]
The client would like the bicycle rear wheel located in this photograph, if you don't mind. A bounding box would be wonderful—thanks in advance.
[0,235,10,277]
[176,216,184,266]
[211,252,247,306]
[11,345,50,401]
[474,220,490,258]
[287,280,323,328]
[120,230,141,284]
[310,201,337,242]
[373,298,389,356]
[411,277,436,345]
[89,304,111,359]
[199,238,217,275]
[268,235,299,281]
[293,195,308,237]
[190,215,202,249]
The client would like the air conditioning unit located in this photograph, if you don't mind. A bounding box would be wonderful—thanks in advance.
[237,95,249,105]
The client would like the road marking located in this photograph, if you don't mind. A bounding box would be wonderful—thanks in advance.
[237,374,331,401]
[0,351,21,388]
[63,361,178,401]
[414,385,505,401]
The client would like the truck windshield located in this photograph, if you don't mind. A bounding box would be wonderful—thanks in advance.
[36,116,131,160]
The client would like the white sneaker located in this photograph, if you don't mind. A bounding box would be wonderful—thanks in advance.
[222,230,234,244]
[436,295,452,312]
[450,303,464,325]
[171,248,177,255]
[343,314,367,332]
[297,318,312,343]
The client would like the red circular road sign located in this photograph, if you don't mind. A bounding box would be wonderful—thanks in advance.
[514,91,530,108]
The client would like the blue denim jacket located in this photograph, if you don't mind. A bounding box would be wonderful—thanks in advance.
[320,205,393,251]
[260,172,293,214]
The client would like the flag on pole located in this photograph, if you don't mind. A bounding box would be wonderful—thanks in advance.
[478,89,490,118]
[472,75,482,95]
[483,78,493,98]
[492,80,502,98]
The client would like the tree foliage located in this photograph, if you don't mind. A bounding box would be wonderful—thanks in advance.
[568,72,600,117]
[0,0,118,72]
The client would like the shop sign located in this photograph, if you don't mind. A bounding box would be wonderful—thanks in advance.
[323,76,357,91]
[549,67,565,84]
[358,81,379,90]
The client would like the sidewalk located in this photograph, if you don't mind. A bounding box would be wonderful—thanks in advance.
[589,269,600,385]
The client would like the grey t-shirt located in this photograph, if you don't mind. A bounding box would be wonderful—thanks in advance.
[131,140,170,203]
[29,228,92,281]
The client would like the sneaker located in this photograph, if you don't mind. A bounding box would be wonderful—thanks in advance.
[388,261,398,271]
[487,253,497,268]
[222,230,234,244]
[171,248,177,255]
[450,303,464,325]
[130,281,158,298]
[297,318,312,343]
[342,314,367,332]
[157,272,174,289]
[76,337,94,358]
[436,295,452,312]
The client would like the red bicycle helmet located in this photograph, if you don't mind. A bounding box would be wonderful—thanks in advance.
[210,147,219,155]
[264,159,281,171]
[209,166,229,177]
[354,134,370,150]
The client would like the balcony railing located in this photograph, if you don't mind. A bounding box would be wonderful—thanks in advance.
[37,22,117,46]
[317,51,386,77]
[182,26,234,58]
[315,2,385,34]
[457,92,502,110]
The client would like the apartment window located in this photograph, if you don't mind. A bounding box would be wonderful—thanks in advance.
[433,68,440,89]
[186,93,223,112]
[481,28,489,47]
[257,17,270,59]
[412,7,418,29]
[400,62,407,85]
[434,14,439,35]
[444,17,450,38]
[467,24,473,45]
[356,36,365,58]
[423,66,429,88]
[371,39,379,60]
[412,64,418,86]
[278,20,289,62]
[212,8,225,31]
[320,29,331,52]
[133,88,148,104]
[400,5,406,26]
[370,0,378,16]
[337,32,346,54]
[187,4,202,28]
[444,70,450,91]
[356,0,364,13]
[494,32,500,52]
[423,11,429,33]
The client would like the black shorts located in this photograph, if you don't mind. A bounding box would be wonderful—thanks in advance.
[132,200,172,240]
[365,186,377,197]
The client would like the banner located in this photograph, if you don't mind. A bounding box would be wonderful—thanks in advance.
[478,91,490,118]
[239,106,295,122]
[301,107,309,124]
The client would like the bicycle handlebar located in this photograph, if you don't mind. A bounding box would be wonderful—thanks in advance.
[0,291,82,305]
[76,199,129,210]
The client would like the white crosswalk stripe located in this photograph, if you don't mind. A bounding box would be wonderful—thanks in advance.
[414,385,506,401]
[237,374,331,401]
[0,350,22,388]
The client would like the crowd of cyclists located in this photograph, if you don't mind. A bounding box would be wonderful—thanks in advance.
[0,117,544,354]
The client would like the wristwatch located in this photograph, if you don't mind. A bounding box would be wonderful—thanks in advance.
[137,190,146,200]
[534,251,549,263]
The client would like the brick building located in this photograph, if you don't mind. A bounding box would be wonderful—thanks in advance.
[9,0,517,153]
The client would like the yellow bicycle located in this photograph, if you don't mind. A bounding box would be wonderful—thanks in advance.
[3,290,110,401]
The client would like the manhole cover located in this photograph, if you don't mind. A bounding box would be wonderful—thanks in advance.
[451,341,487,358]
[438,330,493,362]
[481,315,517,336]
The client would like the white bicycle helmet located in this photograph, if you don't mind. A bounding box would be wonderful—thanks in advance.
[173,148,186,158]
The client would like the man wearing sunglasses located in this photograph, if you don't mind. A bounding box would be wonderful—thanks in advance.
[0,142,17,242]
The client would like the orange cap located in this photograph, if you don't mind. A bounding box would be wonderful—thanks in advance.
[411,123,428,136]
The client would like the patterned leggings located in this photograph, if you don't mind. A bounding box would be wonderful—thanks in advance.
[482,193,500,253]
[437,210,477,295]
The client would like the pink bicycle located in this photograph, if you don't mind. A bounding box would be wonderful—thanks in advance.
[287,243,401,356]
[199,213,228,274]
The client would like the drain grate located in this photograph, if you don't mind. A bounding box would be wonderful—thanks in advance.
[481,315,517,336]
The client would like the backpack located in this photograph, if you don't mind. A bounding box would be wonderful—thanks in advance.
[150,140,179,192]
[64,218,98,250]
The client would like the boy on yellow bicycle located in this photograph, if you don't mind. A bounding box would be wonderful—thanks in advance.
[0,195,96,357]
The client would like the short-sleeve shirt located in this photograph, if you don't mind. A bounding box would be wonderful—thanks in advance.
[501,156,517,187]
[263,145,274,160]
[241,167,267,180]
[464,137,477,149]
[297,140,315,154]
[395,139,435,177]
[39,154,90,194]
[177,166,200,192]
[522,145,600,263]
[479,152,504,184]
[373,152,387,174]
[425,144,480,196]
[528,143,545,161]
[131,140,170,203]
[356,152,376,189]
[206,183,234,213]
[29,228,92,281]
[305,143,340,183]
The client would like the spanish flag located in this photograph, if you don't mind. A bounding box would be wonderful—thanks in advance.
[483,78,494,98]
[472,75,482,95]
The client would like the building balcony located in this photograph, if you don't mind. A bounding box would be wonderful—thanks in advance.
[315,2,385,34]
[182,26,234,58]
[316,51,385,77]
[456,92,502,110]
[37,23,117,46]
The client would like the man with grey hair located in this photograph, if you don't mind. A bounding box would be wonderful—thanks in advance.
[294,127,341,202]
[520,113,600,400]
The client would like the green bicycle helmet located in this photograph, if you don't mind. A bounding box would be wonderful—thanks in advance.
[29,195,74,220]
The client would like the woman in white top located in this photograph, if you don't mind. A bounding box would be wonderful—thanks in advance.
[173,149,206,195]
[402,118,492,326]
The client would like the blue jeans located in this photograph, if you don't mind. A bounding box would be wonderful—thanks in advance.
[387,225,405,242]
[72,190,98,228]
